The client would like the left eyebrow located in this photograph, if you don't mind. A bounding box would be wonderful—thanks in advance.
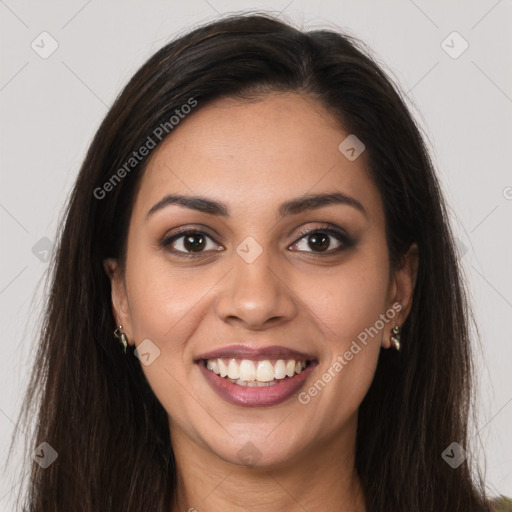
[278,192,368,219]
[146,192,368,220]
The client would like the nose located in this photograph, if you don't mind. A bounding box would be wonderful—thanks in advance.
[214,250,298,330]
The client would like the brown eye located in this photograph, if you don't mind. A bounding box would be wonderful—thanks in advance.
[289,227,351,254]
[182,233,206,252]
[306,232,330,252]
[162,231,223,255]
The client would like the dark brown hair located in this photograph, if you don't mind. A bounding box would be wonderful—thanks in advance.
[10,12,491,511]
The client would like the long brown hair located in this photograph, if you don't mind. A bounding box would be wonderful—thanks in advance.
[10,13,491,511]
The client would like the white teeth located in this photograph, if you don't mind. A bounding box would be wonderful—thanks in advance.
[239,359,256,381]
[228,378,278,387]
[206,359,219,373]
[204,357,310,384]
[257,360,275,382]
[274,360,287,379]
[285,360,296,377]
[227,359,240,379]
[218,359,228,378]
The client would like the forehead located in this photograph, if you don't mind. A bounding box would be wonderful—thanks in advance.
[133,93,383,224]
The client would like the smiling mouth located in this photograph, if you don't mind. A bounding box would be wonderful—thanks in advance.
[202,357,314,387]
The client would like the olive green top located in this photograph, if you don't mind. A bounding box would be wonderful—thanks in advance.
[492,496,512,511]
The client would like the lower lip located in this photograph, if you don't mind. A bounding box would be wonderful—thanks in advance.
[198,361,317,407]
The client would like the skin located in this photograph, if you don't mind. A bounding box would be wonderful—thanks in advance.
[105,92,418,512]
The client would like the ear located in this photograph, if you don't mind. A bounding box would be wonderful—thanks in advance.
[382,243,419,348]
[103,258,133,344]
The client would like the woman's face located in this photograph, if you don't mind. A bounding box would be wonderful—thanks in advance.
[106,92,417,469]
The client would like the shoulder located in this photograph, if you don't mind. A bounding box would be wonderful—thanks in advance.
[491,496,512,512]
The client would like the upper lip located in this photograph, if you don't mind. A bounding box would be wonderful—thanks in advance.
[196,344,317,362]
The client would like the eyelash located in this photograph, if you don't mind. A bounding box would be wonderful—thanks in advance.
[160,224,352,258]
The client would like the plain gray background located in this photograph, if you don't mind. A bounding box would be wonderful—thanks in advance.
[1,0,511,508]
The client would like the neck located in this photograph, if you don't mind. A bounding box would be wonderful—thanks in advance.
[169,418,366,512]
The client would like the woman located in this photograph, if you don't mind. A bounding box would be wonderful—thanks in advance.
[11,12,507,511]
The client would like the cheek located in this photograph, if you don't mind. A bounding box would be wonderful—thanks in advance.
[297,244,390,425]
[124,245,206,339]
[297,268,388,434]
[296,250,390,345]
[123,250,208,421]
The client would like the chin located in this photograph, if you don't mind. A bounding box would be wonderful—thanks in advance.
[204,429,310,469]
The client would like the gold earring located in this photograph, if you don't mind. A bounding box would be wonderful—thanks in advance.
[113,326,128,354]
[390,325,401,351]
